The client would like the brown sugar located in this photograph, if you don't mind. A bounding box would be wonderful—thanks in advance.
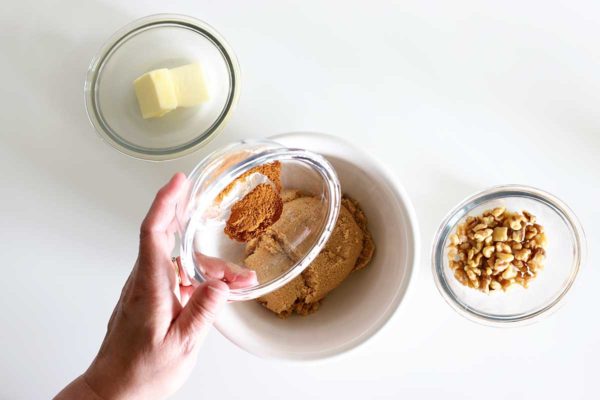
[341,197,375,270]
[244,191,375,318]
[220,162,284,242]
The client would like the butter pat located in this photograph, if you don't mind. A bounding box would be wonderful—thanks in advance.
[133,63,209,119]
[133,69,177,119]
[170,63,210,107]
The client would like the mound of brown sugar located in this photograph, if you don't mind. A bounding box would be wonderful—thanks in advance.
[220,161,283,242]
[244,191,375,318]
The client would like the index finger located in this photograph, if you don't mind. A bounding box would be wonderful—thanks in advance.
[140,173,188,238]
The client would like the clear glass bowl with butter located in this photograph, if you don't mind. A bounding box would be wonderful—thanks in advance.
[176,139,341,301]
[85,14,240,161]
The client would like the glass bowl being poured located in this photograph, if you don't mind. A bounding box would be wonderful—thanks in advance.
[176,139,341,301]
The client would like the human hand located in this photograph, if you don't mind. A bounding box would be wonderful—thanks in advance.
[55,173,230,400]
[194,252,258,290]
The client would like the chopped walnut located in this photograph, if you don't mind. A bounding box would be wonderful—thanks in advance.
[447,209,547,292]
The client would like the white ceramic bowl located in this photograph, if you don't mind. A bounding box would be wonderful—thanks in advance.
[214,132,420,360]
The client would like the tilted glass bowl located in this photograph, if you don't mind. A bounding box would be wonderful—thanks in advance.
[176,139,341,301]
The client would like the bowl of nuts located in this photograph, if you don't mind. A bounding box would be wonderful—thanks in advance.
[432,185,586,326]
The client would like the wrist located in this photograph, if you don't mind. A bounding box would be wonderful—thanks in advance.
[83,356,132,400]
[53,375,104,400]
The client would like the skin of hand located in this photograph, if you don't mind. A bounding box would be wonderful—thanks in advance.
[194,252,258,289]
[55,173,231,400]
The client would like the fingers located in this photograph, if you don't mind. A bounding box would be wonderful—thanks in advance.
[140,173,188,239]
[177,257,256,306]
[170,281,229,348]
[194,252,259,288]
[179,285,195,307]
[174,256,192,287]
[227,269,258,289]
[137,173,187,285]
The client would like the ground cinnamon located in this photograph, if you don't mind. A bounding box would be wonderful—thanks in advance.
[220,161,283,242]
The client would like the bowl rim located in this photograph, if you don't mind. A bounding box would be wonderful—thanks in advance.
[178,139,342,302]
[431,184,587,327]
[214,131,421,361]
[84,13,241,161]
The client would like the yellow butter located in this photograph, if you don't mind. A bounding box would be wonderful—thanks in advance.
[133,63,209,119]
[133,69,177,119]
[170,63,210,107]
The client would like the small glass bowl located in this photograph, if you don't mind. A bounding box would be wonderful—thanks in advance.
[432,185,586,326]
[84,14,240,161]
[176,139,341,301]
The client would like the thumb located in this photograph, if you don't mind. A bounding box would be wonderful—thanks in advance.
[171,280,229,346]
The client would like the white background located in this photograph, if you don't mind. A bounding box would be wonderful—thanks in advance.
[1,0,598,398]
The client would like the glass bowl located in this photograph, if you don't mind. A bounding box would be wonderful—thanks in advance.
[432,185,586,326]
[176,139,341,301]
[84,14,240,161]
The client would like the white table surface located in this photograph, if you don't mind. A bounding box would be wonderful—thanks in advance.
[1,0,598,398]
